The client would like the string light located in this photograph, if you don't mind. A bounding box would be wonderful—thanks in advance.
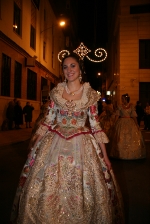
[58,42,107,63]
[58,50,70,62]
[73,42,91,60]
[86,48,107,62]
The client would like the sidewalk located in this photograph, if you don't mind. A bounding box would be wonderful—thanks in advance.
[0,124,33,147]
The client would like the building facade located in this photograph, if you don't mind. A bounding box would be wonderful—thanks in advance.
[0,0,68,128]
[107,0,150,107]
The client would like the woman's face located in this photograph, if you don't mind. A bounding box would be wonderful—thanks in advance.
[62,57,81,83]
[121,96,127,104]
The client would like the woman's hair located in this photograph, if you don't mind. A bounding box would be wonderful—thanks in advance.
[122,93,130,103]
[61,53,85,75]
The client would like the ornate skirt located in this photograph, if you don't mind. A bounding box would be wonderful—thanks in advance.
[109,118,146,159]
[10,132,124,224]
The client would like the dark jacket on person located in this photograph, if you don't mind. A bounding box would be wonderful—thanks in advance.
[23,105,34,122]
[14,104,23,125]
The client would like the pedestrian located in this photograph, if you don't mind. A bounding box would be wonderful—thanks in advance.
[6,101,15,130]
[23,102,34,128]
[14,100,23,129]
[109,93,146,160]
[10,53,124,223]
[144,102,150,130]
[135,101,144,127]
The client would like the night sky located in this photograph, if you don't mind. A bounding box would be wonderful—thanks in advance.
[77,0,108,90]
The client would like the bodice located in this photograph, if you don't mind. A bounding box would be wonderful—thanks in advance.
[36,82,109,142]
[116,104,137,118]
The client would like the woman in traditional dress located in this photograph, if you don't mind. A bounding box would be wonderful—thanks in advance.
[99,99,115,138]
[10,53,124,224]
[109,93,146,160]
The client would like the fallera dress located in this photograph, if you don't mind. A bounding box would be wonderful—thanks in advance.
[109,103,146,160]
[99,104,115,138]
[10,82,124,224]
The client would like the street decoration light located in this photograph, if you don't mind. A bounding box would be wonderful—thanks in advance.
[58,42,107,63]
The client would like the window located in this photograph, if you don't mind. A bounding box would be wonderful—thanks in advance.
[32,0,40,10]
[14,61,22,98]
[0,0,2,19]
[30,25,36,49]
[130,4,150,14]
[66,0,70,9]
[41,77,47,91]
[139,39,150,69]
[13,2,22,36]
[51,25,55,68]
[30,1,36,49]
[43,41,46,60]
[50,83,55,90]
[27,69,37,100]
[44,8,46,22]
[1,54,11,96]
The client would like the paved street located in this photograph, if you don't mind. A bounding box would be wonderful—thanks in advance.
[0,127,150,224]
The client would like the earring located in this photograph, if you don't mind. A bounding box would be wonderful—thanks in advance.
[79,74,82,82]
[64,77,67,83]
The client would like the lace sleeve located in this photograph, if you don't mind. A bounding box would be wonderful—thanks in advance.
[88,102,109,143]
[35,100,57,136]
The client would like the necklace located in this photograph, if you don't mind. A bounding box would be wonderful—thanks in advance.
[65,85,83,96]
[122,103,130,109]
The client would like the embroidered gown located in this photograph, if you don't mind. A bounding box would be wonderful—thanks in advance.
[99,104,115,138]
[109,103,146,160]
[10,82,124,224]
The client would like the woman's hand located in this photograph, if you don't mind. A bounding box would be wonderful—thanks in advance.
[104,155,112,170]
[99,143,112,170]
[29,134,42,149]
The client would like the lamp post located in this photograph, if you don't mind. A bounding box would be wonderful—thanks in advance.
[40,20,66,34]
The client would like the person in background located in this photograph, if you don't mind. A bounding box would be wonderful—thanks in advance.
[6,101,15,130]
[109,93,146,160]
[144,102,150,130]
[135,101,144,127]
[23,102,34,128]
[14,100,23,129]
[10,53,124,224]
[99,99,115,138]
[31,100,49,137]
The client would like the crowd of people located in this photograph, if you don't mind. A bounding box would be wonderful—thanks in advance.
[9,53,148,223]
[3,99,34,130]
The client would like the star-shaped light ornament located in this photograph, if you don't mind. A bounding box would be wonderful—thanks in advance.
[73,42,91,60]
